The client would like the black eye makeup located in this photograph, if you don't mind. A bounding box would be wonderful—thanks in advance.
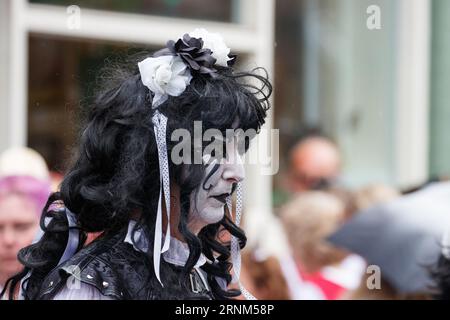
[202,160,221,191]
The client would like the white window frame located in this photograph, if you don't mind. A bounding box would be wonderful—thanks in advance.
[393,0,431,188]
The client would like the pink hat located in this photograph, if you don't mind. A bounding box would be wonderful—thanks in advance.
[0,175,52,214]
[0,147,52,214]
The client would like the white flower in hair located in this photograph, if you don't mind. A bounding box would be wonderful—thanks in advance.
[189,28,232,67]
[138,55,192,108]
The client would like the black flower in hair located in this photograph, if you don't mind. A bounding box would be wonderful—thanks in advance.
[154,33,236,77]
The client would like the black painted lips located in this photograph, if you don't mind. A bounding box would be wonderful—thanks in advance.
[211,193,230,204]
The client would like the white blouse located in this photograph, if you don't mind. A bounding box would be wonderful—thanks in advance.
[53,220,209,300]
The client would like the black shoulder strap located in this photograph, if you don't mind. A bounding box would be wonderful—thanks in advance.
[35,230,124,300]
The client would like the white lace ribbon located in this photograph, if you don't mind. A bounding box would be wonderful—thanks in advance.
[227,182,256,300]
[152,111,171,286]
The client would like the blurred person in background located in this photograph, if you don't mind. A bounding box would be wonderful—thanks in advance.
[351,184,400,213]
[329,182,450,300]
[0,147,51,292]
[239,247,291,300]
[280,191,365,299]
[273,133,343,210]
[326,187,357,221]
[336,183,401,300]
[288,135,341,193]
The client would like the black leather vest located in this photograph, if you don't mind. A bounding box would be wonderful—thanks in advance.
[33,229,213,300]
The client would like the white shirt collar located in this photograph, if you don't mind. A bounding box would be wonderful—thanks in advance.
[124,220,207,268]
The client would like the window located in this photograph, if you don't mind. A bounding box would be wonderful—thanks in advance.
[274,0,398,194]
[429,0,450,179]
[27,33,155,172]
[29,0,240,23]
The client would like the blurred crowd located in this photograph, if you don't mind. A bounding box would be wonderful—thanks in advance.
[1,136,450,300]
[239,133,450,300]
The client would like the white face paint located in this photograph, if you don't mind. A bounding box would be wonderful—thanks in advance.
[188,135,245,234]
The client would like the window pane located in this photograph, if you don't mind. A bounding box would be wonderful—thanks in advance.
[274,0,397,196]
[29,0,239,23]
[27,34,155,172]
[430,0,450,179]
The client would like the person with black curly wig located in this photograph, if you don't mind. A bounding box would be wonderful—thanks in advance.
[1,29,272,300]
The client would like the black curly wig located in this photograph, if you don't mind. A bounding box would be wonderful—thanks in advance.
[1,49,272,300]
